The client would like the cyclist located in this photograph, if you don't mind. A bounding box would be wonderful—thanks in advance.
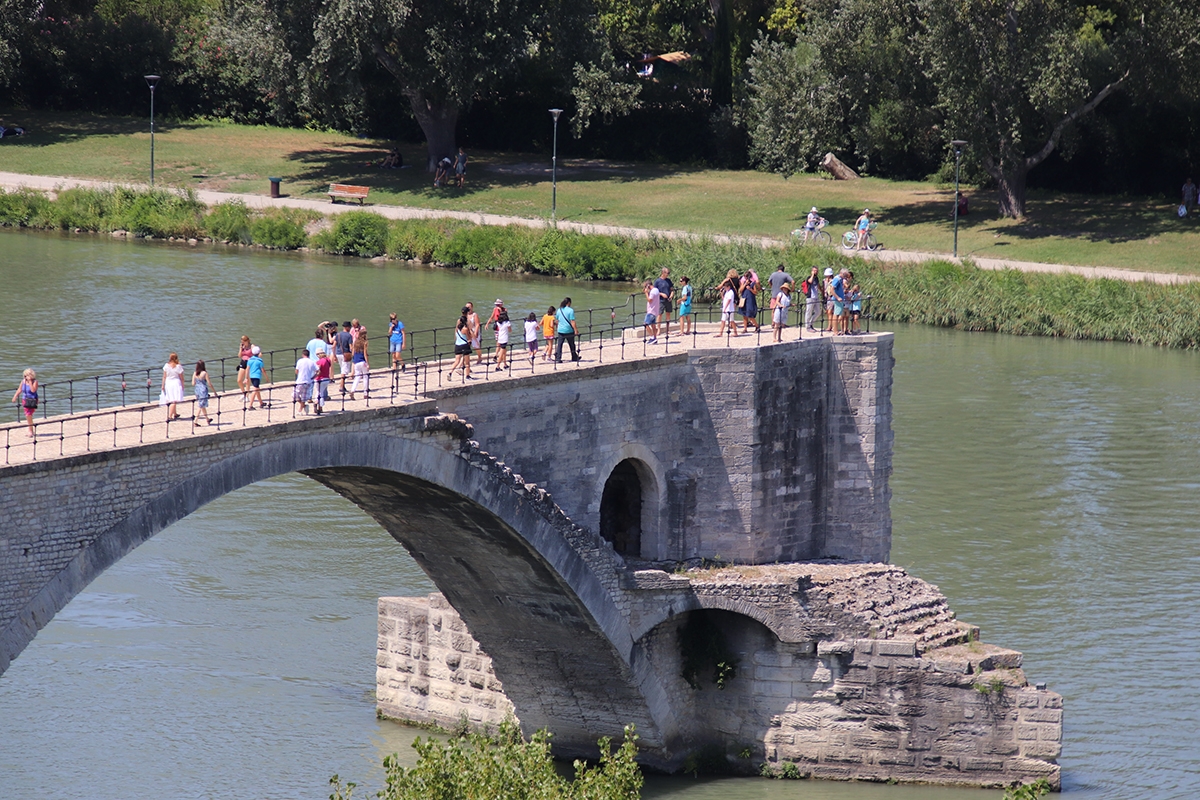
[854,209,872,250]
[800,206,825,242]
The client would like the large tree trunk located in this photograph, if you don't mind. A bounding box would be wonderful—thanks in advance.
[371,42,459,172]
[995,170,1028,218]
[407,92,459,173]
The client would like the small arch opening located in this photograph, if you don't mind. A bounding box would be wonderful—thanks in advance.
[600,459,644,556]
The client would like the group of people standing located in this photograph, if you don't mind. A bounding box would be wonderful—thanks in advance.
[641,268,695,343]
[434,149,468,188]
[451,297,585,378]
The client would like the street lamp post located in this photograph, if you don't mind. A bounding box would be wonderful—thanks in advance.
[549,108,563,225]
[145,75,161,186]
[951,140,967,258]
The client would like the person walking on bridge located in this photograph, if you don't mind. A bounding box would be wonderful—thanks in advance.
[335,321,353,393]
[554,297,580,363]
[192,361,213,426]
[349,331,369,400]
[237,335,252,396]
[160,353,185,421]
[452,307,473,379]
[12,368,38,438]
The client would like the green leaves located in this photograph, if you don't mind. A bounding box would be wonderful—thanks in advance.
[370,720,643,800]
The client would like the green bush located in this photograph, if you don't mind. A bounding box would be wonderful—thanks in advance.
[532,231,635,280]
[433,224,541,271]
[49,187,116,231]
[0,188,54,227]
[250,212,308,249]
[329,719,642,800]
[205,201,253,243]
[387,218,463,262]
[314,211,390,257]
[111,187,205,238]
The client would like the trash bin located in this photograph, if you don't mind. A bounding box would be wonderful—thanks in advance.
[269,177,282,198]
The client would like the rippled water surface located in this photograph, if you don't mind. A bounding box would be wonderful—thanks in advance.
[2,231,1198,798]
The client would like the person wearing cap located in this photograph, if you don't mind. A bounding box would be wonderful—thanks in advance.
[822,268,836,332]
[855,209,872,250]
[801,206,823,242]
[486,299,506,361]
[771,283,792,342]
[247,345,266,409]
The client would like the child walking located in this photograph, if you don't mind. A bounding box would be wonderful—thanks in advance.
[494,309,511,369]
[192,360,214,425]
[12,368,38,438]
[524,312,540,365]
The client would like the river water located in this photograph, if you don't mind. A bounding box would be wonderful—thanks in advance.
[1,231,1196,799]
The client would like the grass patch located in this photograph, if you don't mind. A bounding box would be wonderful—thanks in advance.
[3,110,1199,273]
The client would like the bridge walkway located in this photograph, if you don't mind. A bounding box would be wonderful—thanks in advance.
[1,322,853,467]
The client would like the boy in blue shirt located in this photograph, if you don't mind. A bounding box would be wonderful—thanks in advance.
[247,345,266,409]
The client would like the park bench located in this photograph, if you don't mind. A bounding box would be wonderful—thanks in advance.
[328,183,370,204]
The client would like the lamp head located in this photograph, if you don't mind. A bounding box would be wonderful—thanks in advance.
[549,108,563,121]
[145,74,161,89]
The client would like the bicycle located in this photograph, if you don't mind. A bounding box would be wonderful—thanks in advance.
[842,222,878,251]
[791,218,831,246]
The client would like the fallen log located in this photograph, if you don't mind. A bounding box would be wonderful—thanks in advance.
[821,153,860,180]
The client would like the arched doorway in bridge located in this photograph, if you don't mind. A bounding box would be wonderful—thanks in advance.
[599,459,652,557]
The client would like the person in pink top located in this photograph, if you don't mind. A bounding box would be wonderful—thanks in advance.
[314,349,332,414]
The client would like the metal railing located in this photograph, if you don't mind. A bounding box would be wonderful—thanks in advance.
[2,290,872,464]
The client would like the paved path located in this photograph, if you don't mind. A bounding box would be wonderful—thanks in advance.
[1,170,1193,285]
[1,321,847,467]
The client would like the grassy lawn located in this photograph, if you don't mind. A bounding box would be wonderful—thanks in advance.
[2,110,1198,273]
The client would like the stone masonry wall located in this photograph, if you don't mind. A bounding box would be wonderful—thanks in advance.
[431,335,893,565]
[377,594,514,731]
[380,561,1061,790]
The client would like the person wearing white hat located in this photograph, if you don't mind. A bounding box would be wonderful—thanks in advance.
[800,206,824,243]
[823,268,836,332]
[855,209,872,250]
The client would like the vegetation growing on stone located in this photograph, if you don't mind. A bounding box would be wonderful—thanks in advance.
[328,720,642,800]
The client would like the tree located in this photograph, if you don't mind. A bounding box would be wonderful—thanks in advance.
[743,0,940,179]
[302,0,601,170]
[921,0,1199,217]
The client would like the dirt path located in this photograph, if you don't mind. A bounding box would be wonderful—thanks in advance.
[3,170,1193,285]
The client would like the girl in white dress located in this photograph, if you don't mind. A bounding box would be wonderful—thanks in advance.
[160,352,185,421]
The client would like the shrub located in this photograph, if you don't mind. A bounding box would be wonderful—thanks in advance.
[433,224,541,271]
[533,231,635,280]
[50,187,116,231]
[250,210,308,249]
[314,211,389,257]
[0,188,54,227]
[387,218,459,262]
[205,201,253,243]
[111,187,205,238]
[330,719,643,800]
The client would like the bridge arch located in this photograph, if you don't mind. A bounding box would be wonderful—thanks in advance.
[594,445,666,561]
[0,423,681,759]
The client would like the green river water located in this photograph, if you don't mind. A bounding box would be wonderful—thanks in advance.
[1,231,1197,799]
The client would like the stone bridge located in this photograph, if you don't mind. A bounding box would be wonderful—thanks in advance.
[0,333,1061,787]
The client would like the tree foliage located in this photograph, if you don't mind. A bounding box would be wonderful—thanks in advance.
[745,0,1200,216]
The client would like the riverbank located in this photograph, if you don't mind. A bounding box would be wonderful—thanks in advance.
[1,111,1197,273]
[5,174,1200,351]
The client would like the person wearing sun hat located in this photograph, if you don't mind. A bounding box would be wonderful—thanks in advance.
[802,206,823,242]
[855,208,872,250]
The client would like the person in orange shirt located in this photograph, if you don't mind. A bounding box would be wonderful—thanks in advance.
[540,306,556,362]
